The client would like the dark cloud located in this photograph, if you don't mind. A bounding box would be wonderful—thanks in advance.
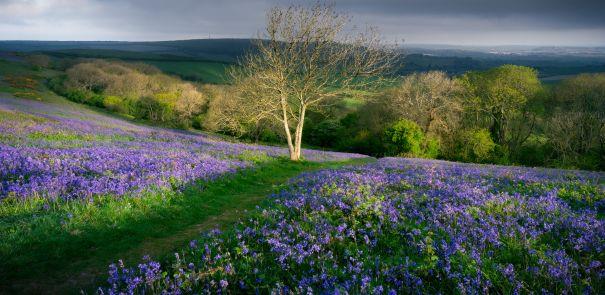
[0,0,603,45]
[338,0,605,25]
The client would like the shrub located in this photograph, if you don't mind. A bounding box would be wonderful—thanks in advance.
[308,119,343,147]
[336,129,384,156]
[192,114,206,130]
[384,119,425,157]
[258,128,282,143]
[134,94,177,124]
[103,96,129,114]
[63,60,208,129]
[422,135,441,159]
[454,128,496,163]
[515,135,549,167]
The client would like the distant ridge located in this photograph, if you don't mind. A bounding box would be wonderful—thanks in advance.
[1,39,604,80]
[3,39,605,61]
[0,39,257,62]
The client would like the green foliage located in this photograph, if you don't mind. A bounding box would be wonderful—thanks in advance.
[453,128,496,163]
[384,119,426,157]
[515,135,550,167]
[24,54,51,70]
[236,151,273,164]
[557,184,605,211]
[335,129,384,156]
[422,135,441,159]
[27,131,134,143]
[64,89,104,107]
[103,95,130,114]
[258,128,282,143]
[459,65,542,152]
[307,119,344,147]
[545,73,605,170]
[146,61,228,84]
[192,113,206,129]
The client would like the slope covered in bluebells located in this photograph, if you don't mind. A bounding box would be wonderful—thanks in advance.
[0,94,368,292]
[104,158,604,294]
[0,95,365,201]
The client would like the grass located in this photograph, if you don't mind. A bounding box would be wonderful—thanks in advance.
[0,58,63,102]
[32,49,232,84]
[146,60,229,84]
[0,157,374,294]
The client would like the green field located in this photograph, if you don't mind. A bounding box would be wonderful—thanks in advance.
[146,60,229,84]
[36,48,232,84]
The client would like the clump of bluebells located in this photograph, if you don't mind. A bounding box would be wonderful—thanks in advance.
[0,99,365,201]
[101,158,605,294]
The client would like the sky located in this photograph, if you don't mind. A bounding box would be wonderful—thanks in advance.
[0,0,604,46]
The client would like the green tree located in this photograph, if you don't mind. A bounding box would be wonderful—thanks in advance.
[459,65,542,155]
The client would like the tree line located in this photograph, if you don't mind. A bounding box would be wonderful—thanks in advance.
[52,59,215,129]
[303,68,604,170]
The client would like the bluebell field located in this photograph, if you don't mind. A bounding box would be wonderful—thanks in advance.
[101,158,604,294]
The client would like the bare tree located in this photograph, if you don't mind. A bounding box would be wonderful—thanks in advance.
[385,71,463,137]
[547,73,605,166]
[228,3,399,160]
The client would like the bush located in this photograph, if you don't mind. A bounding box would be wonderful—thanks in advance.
[134,94,177,125]
[192,114,206,130]
[62,60,208,129]
[454,129,496,163]
[422,135,441,159]
[384,119,425,157]
[338,129,383,156]
[103,96,129,114]
[258,128,282,143]
[64,90,104,107]
[307,119,343,147]
[515,135,549,167]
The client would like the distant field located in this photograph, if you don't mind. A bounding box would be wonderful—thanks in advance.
[146,60,229,84]
[35,49,231,84]
[6,43,605,84]
[0,58,62,101]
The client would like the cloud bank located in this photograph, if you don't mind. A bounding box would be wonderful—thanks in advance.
[0,0,603,46]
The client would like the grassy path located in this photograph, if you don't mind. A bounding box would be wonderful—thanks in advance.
[1,157,374,294]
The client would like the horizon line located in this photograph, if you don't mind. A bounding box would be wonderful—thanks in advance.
[0,38,604,48]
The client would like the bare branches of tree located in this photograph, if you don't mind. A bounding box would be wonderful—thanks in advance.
[225,3,399,160]
[385,71,463,137]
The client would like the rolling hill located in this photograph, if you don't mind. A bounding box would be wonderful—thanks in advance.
[2,39,605,83]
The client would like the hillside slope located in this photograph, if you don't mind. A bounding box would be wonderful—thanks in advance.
[0,93,368,294]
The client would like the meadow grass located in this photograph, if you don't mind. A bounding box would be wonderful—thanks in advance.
[0,157,374,294]
[145,60,229,84]
[0,58,63,103]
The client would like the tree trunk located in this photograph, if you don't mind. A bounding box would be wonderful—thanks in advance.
[293,106,306,161]
[491,108,505,146]
[281,96,297,160]
[425,108,436,134]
